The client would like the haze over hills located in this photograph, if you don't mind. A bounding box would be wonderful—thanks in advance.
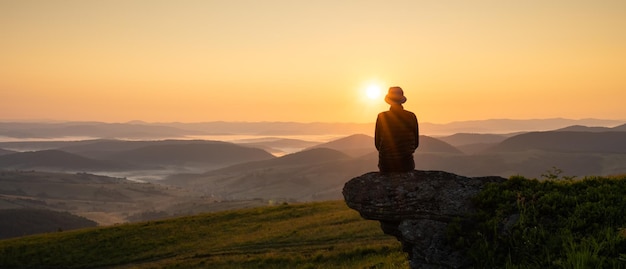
[164,148,372,201]
[0,120,625,238]
[555,123,626,132]
[1,118,623,140]
[487,132,626,153]
[0,140,276,174]
[0,150,135,171]
[0,148,16,156]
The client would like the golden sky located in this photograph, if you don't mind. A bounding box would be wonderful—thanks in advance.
[1,0,625,124]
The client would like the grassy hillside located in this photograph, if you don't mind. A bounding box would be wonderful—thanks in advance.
[0,201,407,268]
[455,174,626,268]
[1,175,626,268]
[0,209,97,239]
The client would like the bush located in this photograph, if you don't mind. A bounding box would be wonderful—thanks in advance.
[452,175,626,268]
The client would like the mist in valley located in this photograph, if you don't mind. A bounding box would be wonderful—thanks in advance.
[1,119,625,238]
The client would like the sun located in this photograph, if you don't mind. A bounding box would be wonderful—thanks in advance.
[365,85,382,100]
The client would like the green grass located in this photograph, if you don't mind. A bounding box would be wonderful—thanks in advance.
[452,174,626,269]
[2,175,626,268]
[0,201,407,268]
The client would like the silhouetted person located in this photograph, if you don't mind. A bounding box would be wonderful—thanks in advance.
[375,86,419,172]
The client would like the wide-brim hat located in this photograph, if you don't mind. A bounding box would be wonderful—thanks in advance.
[385,86,407,105]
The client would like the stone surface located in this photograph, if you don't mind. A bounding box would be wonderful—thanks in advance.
[342,170,506,269]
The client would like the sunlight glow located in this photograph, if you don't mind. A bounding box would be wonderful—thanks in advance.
[366,85,382,100]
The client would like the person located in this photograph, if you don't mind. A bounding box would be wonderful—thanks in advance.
[375,86,419,172]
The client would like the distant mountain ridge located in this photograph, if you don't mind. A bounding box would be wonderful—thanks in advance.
[2,118,623,139]
[488,131,626,153]
[0,150,133,171]
[308,134,462,157]
[555,123,626,132]
[0,141,275,172]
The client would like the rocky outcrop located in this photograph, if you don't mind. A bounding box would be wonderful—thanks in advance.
[343,170,506,269]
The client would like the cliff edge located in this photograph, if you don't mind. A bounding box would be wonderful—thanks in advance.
[343,170,506,269]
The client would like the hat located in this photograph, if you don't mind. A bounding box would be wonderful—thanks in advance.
[384,86,407,105]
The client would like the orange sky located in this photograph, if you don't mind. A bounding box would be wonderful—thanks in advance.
[1,0,625,124]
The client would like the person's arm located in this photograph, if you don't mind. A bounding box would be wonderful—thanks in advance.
[375,114,382,150]
[414,116,419,149]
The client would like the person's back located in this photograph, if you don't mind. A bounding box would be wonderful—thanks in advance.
[375,87,419,172]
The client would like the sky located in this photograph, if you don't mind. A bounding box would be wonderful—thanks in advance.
[1,0,625,124]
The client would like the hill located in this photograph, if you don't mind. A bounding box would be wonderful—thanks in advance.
[0,170,209,225]
[0,150,135,171]
[0,209,97,239]
[0,149,16,156]
[0,122,202,139]
[234,137,320,156]
[3,119,622,140]
[307,134,375,157]
[165,148,368,201]
[488,131,626,153]
[436,133,509,154]
[104,141,275,168]
[436,133,509,146]
[1,175,625,268]
[308,134,462,157]
[0,201,406,268]
[555,123,626,132]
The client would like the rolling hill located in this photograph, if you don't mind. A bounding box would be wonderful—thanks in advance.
[0,208,97,239]
[0,201,405,268]
[104,141,275,167]
[308,134,462,157]
[234,137,320,156]
[0,121,203,139]
[164,148,368,201]
[436,133,509,146]
[0,149,16,156]
[487,131,626,153]
[0,170,212,225]
[0,150,135,171]
[555,123,626,132]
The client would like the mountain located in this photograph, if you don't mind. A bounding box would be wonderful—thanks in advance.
[555,124,626,132]
[104,141,275,168]
[487,131,626,154]
[0,170,219,225]
[234,137,320,156]
[416,136,463,154]
[0,150,134,171]
[308,134,462,157]
[435,133,510,154]
[0,208,97,239]
[436,133,509,146]
[2,119,623,140]
[0,148,16,156]
[614,123,626,131]
[165,148,365,201]
[0,122,204,139]
[422,118,625,135]
[307,134,375,157]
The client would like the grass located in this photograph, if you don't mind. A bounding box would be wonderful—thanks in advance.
[2,174,626,268]
[452,174,626,269]
[0,201,407,268]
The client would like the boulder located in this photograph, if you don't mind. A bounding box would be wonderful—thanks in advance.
[343,170,505,269]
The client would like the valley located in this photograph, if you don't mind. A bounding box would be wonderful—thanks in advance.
[0,119,625,238]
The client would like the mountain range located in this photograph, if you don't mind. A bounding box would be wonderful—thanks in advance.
[0,120,625,234]
[1,118,623,140]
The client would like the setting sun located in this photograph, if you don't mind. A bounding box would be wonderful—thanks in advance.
[366,85,382,100]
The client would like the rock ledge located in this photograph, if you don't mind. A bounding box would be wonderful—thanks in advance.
[343,170,505,269]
